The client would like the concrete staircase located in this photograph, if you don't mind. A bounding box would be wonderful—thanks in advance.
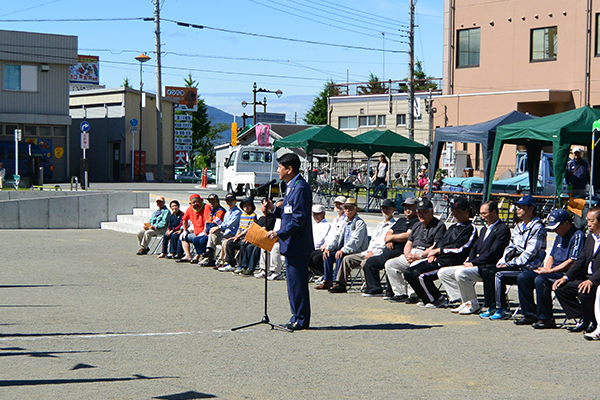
[101,205,190,234]
[101,208,156,234]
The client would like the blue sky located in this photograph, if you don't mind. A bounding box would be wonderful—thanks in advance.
[1,0,444,122]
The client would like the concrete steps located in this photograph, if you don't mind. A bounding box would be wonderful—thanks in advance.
[101,206,190,235]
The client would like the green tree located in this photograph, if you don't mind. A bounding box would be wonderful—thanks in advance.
[358,72,386,95]
[414,61,438,91]
[122,77,131,88]
[304,79,339,125]
[181,73,226,168]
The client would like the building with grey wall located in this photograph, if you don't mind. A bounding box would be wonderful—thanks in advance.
[0,29,78,182]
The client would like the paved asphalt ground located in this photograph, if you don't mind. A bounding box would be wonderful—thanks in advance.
[2,183,599,399]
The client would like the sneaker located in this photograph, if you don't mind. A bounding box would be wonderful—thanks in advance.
[458,303,481,315]
[241,269,254,276]
[513,315,539,326]
[584,328,600,340]
[199,258,215,267]
[383,292,394,300]
[416,301,426,307]
[389,294,409,303]
[479,308,496,319]
[314,276,325,285]
[489,307,511,320]
[254,270,267,279]
[362,292,383,297]
[405,296,420,304]
[451,303,469,314]
[267,272,283,281]
[431,297,449,308]
[166,253,174,259]
[232,268,243,275]
[218,264,235,272]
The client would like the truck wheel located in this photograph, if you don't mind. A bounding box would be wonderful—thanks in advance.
[227,183,233,194]
[245,184,253,197]
[236,184,244,196]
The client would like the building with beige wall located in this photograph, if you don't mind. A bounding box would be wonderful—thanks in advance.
[329,91,434,174]
[70,87,176,182]
[438,0,600,178]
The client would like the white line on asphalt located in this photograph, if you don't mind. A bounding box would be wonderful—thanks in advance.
[0,329,249,342]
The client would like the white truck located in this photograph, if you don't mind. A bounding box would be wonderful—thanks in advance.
[515,151,569,196]
[222,145,281,197]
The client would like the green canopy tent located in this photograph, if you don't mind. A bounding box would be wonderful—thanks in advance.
[354,129,430,158]
[272,125,364,155]
[487,106,600,199]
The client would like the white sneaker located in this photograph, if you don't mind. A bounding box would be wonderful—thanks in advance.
[584,329,600,341]
[254,270,266,279]
[314,276,325,285]
[416,301,426,307]
[268,272,283,281]
[451,303,469,314]
[459,304,481,315]
[218,264,235,272]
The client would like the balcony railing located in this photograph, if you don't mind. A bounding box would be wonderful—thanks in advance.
[330,78,443,97]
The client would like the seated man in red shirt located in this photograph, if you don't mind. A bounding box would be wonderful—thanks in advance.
[176,194,210,262]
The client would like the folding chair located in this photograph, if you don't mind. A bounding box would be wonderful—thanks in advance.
[148,236,164,255]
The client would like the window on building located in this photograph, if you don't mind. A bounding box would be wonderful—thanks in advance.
[359,115,377,127]
[377,115,386,127]
[53,126,67,138]
[24,125,37,137]
[4,65,37,91]
[339,116,357,130]
[396,114,406,126]
[596,14,600,55]
[531,26,557,61]
[39,126,52,138]
[457,28,480,67]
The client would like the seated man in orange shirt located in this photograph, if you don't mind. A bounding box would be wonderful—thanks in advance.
[176,194,211,262]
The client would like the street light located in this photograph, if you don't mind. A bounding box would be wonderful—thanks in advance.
[252,82,282,124]
[135,53,150,181]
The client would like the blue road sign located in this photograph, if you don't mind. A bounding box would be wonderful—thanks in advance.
[80,121,90,132]
[130,118,139,127]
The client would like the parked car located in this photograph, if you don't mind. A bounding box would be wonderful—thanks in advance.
[174,171,202,183]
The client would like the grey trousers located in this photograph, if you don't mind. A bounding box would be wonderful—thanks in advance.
[137,228,166,249]
[385,249,424,296]
[438,265,482,304]
[336,253,366,284]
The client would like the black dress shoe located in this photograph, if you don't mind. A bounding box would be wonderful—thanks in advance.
[567,321,590,333]
[285,322,307,331]
[587,324,597,334]
[532,319,557,329]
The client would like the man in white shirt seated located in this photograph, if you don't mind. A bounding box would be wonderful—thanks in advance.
[308,196,347,277]
[329,199,397,293]
[312,204,331,249]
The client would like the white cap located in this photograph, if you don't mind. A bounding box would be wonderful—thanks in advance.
[420,165,427,170]
[333,196,347,204]
[573,146,582,154]
[312,204,325,213]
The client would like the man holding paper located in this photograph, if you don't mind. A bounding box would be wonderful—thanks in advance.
[266,153,313,331]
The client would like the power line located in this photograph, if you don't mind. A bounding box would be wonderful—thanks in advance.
[246,0,406,43]
[311,0,409,28]
[0,17,147,22]
[161,18,407,54]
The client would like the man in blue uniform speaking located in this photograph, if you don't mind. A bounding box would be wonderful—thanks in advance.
[266,152,313,330]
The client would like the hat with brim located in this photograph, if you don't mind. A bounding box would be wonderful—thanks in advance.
[515,195,536,207]
[401,196,418,206]
[546,209,570,230]
[343,198,358,208]
[334,195,347,205]
[381,199,396,209]
[416,199,434,210]
[312,204,325,213]
[240,197,255,212]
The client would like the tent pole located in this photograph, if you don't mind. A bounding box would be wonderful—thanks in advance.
[592,129,597,207]
[366,156,371,212]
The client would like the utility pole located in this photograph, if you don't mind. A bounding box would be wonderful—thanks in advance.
[407,0,415,182]
[155,0,164,181]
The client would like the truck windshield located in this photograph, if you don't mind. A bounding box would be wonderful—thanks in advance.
[226,151,237,168]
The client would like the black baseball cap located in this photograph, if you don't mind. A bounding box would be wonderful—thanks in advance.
[450,196,470,211]
[207,193,219,201]
[381,199,396,209]
[224,193,236,202]
[416,199,434,210]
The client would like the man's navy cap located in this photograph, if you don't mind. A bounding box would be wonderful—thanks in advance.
[207,193,219,201]
[381,199,396,209]
[224,193,236,201]
[416,198,434,210]
[546,209,570,230]
[450,196,470,210]
[516,195,536,207]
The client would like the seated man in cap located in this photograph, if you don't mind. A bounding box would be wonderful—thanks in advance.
[136,196,170,255]
[384,198,447,302]
[438,200,510,315]
[316,198,368,290]
[513,208,584,328]
[176,194,211,262]
[363,196,419,299]
[481,195,547,320]
[201,193,241,267]
[308,196,346,278]
[329,199,397,294]
[404,196,477,308]
[220,197,257,273]
[187,194,226,264]
[312,204,331,250]
[554,206,600,335]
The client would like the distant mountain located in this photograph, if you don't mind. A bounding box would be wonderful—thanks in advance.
[206,105,245,145]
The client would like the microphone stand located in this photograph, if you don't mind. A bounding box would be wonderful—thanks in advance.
[232,251,292,333]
